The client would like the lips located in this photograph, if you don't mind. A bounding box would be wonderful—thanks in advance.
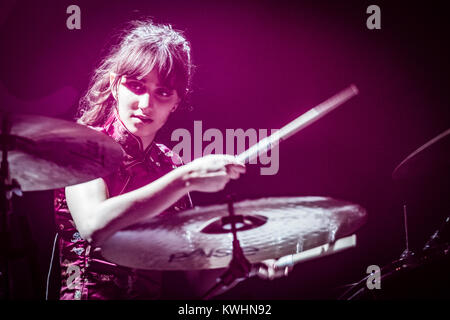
[133,115,153,123]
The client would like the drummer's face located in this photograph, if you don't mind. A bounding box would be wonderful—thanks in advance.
[113,69,180,147]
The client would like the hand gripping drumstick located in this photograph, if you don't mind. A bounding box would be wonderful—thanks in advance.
[249,235,357,277]
[237,85,359,164]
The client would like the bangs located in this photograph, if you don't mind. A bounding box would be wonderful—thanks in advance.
[117,45,183,90]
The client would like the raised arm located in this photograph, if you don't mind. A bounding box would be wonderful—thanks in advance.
[66,154,245,247]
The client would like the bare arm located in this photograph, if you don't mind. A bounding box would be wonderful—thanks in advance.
[66,154,245,247]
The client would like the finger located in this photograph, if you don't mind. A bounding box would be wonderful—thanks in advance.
[271,267,287,278]
[222,155,246,168]
[267,266,275,280]
[226,163,246,173]
[228,170,239,180]
[284,267,289,277]
[201,171,228,178]
[257,267,286,280]
[275,265,292,278]
[225,165,246,179]
[226,166,244,180]
[207,173,231,191]
[266,260,276,280]
[257,266,269,280]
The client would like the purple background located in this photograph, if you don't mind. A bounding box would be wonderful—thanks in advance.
[1,0,449,299]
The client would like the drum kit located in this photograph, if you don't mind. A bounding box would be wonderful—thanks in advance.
[0,85,449,299]
[340,128,450,300]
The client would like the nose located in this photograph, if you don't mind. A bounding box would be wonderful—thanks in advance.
[138,92,153,111]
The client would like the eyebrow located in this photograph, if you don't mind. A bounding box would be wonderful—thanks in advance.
[127,77,145,83]
[126,76,175,90]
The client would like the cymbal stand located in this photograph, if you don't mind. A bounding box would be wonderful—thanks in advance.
[400,204,415,260]
[0,114,22,300]
[201,196,253,300]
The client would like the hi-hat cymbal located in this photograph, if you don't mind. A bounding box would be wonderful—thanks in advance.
[392,128,450,181]
[101,196,367,270]
[0,113,123,191]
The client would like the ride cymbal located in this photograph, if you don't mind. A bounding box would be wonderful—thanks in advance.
[101,196,367,270]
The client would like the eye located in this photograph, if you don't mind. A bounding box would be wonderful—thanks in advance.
[126,81,146,94]
[156,88,174,98]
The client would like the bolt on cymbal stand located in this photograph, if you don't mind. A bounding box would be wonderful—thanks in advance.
[201,195,253,300]
[0,113,23,300]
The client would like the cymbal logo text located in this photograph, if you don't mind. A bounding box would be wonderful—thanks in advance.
[168,246,259,262]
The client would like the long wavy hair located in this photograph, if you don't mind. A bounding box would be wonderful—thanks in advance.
[77,19,193,126]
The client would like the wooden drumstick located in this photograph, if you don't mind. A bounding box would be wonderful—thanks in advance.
[237,84,359,164]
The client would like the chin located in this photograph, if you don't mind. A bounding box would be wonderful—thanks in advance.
[125,124,139,135]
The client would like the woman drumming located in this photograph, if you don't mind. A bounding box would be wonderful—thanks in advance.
[54,19,288,300]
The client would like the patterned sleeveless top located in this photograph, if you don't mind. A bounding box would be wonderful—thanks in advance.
[54,111,192,300]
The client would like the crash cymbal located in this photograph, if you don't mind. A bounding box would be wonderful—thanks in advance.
[101,196,367,270]
[0,113,123,191]
[392,128,450,181]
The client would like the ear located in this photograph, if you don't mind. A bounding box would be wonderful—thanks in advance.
[109,72,119,101]
[171,99,181,113]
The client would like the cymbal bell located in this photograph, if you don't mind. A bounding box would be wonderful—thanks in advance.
[0,113,123,191]
[101,196,367,270]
